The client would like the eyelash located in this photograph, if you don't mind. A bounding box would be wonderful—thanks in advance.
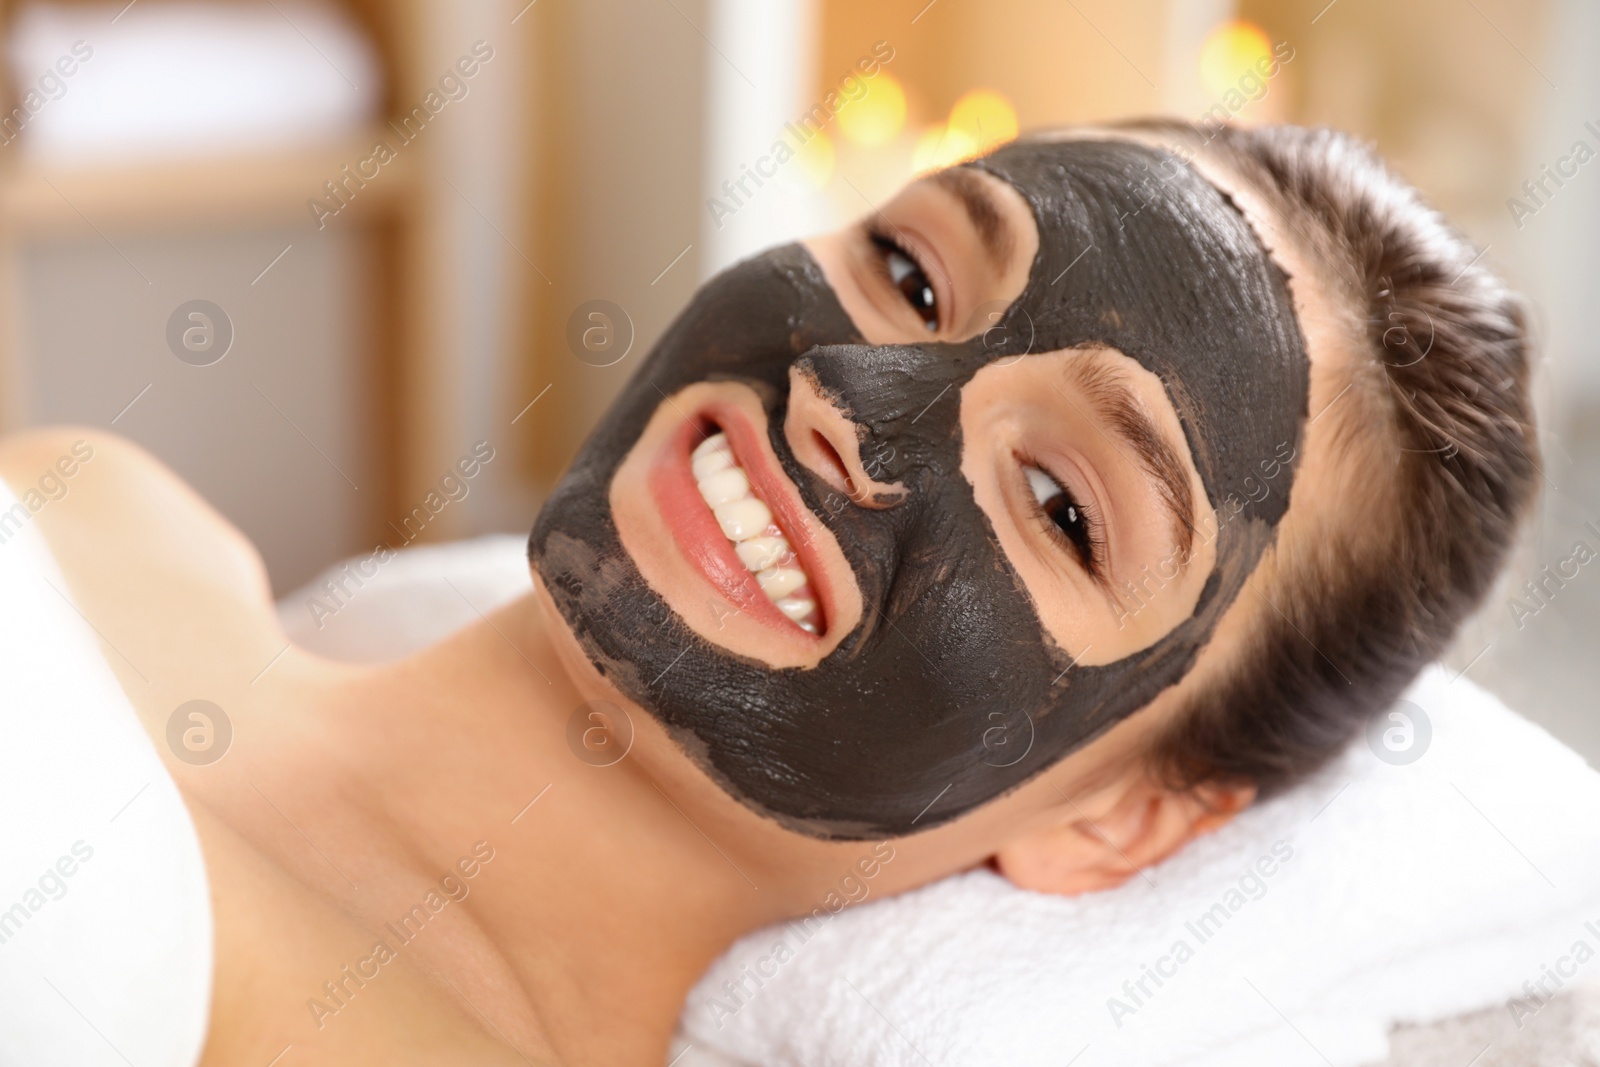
[866,224,940,333]
[1022,463,1107,578]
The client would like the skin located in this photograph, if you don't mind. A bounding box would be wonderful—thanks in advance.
[0,129,1356,1065]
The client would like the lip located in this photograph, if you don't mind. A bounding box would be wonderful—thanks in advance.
[648,403,838,640]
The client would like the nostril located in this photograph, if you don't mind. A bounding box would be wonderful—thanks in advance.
[785,361,906,509]
[811,430,858,500]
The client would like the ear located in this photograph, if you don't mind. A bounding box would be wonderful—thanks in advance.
[991,776,1256,896]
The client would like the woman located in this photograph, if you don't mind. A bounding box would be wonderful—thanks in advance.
[0,120,1536,1064]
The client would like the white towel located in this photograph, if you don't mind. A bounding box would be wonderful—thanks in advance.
[277,533,533,662]
[0,475,213,1067]
[682,664,1600,1066]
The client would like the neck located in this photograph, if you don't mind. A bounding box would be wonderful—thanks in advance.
[316,591,804,1064]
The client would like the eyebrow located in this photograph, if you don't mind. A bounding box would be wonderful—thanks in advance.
[1058,358,1197,564]
[930,167,1014,271]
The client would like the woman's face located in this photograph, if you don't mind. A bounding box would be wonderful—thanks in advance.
[530,139,1310,839]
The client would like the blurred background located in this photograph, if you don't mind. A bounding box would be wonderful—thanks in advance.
[0,0,1593,759]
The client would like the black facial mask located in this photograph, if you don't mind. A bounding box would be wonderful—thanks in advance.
[530,139,1309,839]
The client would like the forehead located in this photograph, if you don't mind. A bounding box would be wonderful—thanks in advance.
[969,136,1271,275]
[1042,129,1365,433]
[996,128,1325,326]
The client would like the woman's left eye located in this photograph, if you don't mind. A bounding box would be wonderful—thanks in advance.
[870,231,939,332]
[1025,465,1105,575]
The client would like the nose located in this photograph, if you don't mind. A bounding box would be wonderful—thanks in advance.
[784,361,908,509]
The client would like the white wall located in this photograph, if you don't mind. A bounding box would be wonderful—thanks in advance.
[699,0,823,279]
[20,225,376,591]
[1513,0,1600,413]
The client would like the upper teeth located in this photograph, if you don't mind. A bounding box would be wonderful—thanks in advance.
[692,432,821,634]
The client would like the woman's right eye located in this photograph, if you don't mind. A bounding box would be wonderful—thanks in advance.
[869,231,939,332]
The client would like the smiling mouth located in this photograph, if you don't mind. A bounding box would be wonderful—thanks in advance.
[690,430,824,634]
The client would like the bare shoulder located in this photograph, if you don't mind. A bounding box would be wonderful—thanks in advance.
[0,426,273,613]
[0,426,287,720]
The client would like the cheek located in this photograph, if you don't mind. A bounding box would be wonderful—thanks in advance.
[1106,488,1216,650]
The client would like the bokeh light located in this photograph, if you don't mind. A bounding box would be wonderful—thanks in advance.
[837,71,907,147]
[910,123,979,175]
[791,128,836,189]
[1198,19,1273,98]
[947,89,1018,154]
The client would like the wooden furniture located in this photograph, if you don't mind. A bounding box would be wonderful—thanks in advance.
[0,0,541,588]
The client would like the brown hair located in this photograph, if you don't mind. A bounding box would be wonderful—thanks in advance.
[1121,121,1540,796]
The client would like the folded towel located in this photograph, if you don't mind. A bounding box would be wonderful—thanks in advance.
[279,536,1600,1066]
[8,1,380,163]
[683,664,1600,1066]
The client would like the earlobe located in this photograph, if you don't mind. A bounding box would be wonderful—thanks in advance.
[990,778,1256,897]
